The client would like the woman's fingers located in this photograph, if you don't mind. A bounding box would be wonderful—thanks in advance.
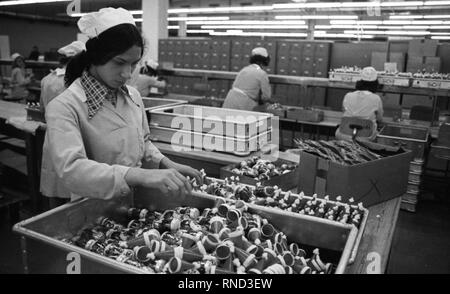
[168,172,188,197]
[171,169,192,193]
[164,178,181,198]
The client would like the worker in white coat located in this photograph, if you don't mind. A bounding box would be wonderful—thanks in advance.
[335,66,384,141]
[40,41,86,112]
[10,53,33,100]
[40,7,201,203]
[222,47,272,111]
[128,57,167,97]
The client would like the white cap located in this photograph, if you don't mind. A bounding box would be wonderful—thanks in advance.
[11,53,22,60]
[251,47,269,58]
[77,7,136,39]
[57,41,86,57]
[360,66,378,82]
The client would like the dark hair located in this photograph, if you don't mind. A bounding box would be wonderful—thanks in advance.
[140,65,158,76]
[59,55,71,66]
[250,54,270,67]
[355,80,380,93]
[12,56,24,69]
[65,23,144,87]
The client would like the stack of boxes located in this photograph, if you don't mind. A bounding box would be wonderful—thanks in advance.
[274,40,330,108]
[376,125,430,213]
[158,38,280,98]
[404,39,441,108]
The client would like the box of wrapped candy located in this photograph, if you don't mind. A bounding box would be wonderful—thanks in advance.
[195,174,369,264]
[296,139,412,207]
[220,156,299,191]
[13,187,358,274]
[26,102,45,123]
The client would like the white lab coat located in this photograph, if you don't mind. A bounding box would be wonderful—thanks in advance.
[222,64,271,111]
[10,67,30,99]
[40,78,165,200]
[40,68,66,112]
[335,90,383,141]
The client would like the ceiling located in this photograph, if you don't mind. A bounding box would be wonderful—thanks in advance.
[1,1,450,41]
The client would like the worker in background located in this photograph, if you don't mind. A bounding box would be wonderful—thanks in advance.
[40,41,86,113]
[335,66,384,141]
[41,7,201,203]
[10,53,33,101]
[28,45,40,61]
[128,57,167,97]
[222,47,273,111]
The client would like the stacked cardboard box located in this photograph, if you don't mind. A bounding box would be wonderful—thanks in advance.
[404,39,442,108]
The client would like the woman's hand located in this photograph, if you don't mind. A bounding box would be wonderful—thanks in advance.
[125,167,192,198]
[160,157,203,185]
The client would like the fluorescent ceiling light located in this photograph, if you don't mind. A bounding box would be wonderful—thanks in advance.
[273,2,342,9]
[186,20,306,25]
[187,30,213,34]
[391,14,450,19]
[381,1,424,6]
[201,25,308,29]
[390,15,422,19]
[431,36,450,39]
[275,15,358,20]
[168,16,230,21]
[210,30,308,37]
[0,0,70,6]
[168,5,273,14]
[327,24,379,29]
[344,30,430,35]
[424,1,450,5]
[168,26,180,30]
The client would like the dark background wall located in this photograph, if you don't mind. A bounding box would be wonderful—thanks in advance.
[0,16,78,58]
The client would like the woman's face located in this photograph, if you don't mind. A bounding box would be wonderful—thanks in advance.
[16,57,25,68]
[92,45,141,89]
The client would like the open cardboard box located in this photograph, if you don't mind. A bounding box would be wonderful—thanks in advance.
[298,140,412,207]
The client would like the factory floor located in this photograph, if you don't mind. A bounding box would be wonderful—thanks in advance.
[0,148,449,274]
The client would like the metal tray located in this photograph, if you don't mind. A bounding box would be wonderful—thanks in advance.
[149,126,272,156]
[149,104,273,139]
[196,177,368,265]
[378,76,411,87]
[412,78,450,90]
[13,190,358,274]
[329,72,360,83]
[142,97,187,112]
[377,124,429,160]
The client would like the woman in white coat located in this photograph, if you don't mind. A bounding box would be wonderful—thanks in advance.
[335,67,384,141]
[40,41,86,113]
[40,8,201,202]
[128,58,167,97]
[222,47,272,111]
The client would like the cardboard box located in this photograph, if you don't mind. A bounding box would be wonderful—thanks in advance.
[389,52,406,72]
[220,159,300,191]
[297,148,412,207]
[371,52,387,71]
[408,39,438,57]
[424,57,441,72]
[406,56,424,73]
